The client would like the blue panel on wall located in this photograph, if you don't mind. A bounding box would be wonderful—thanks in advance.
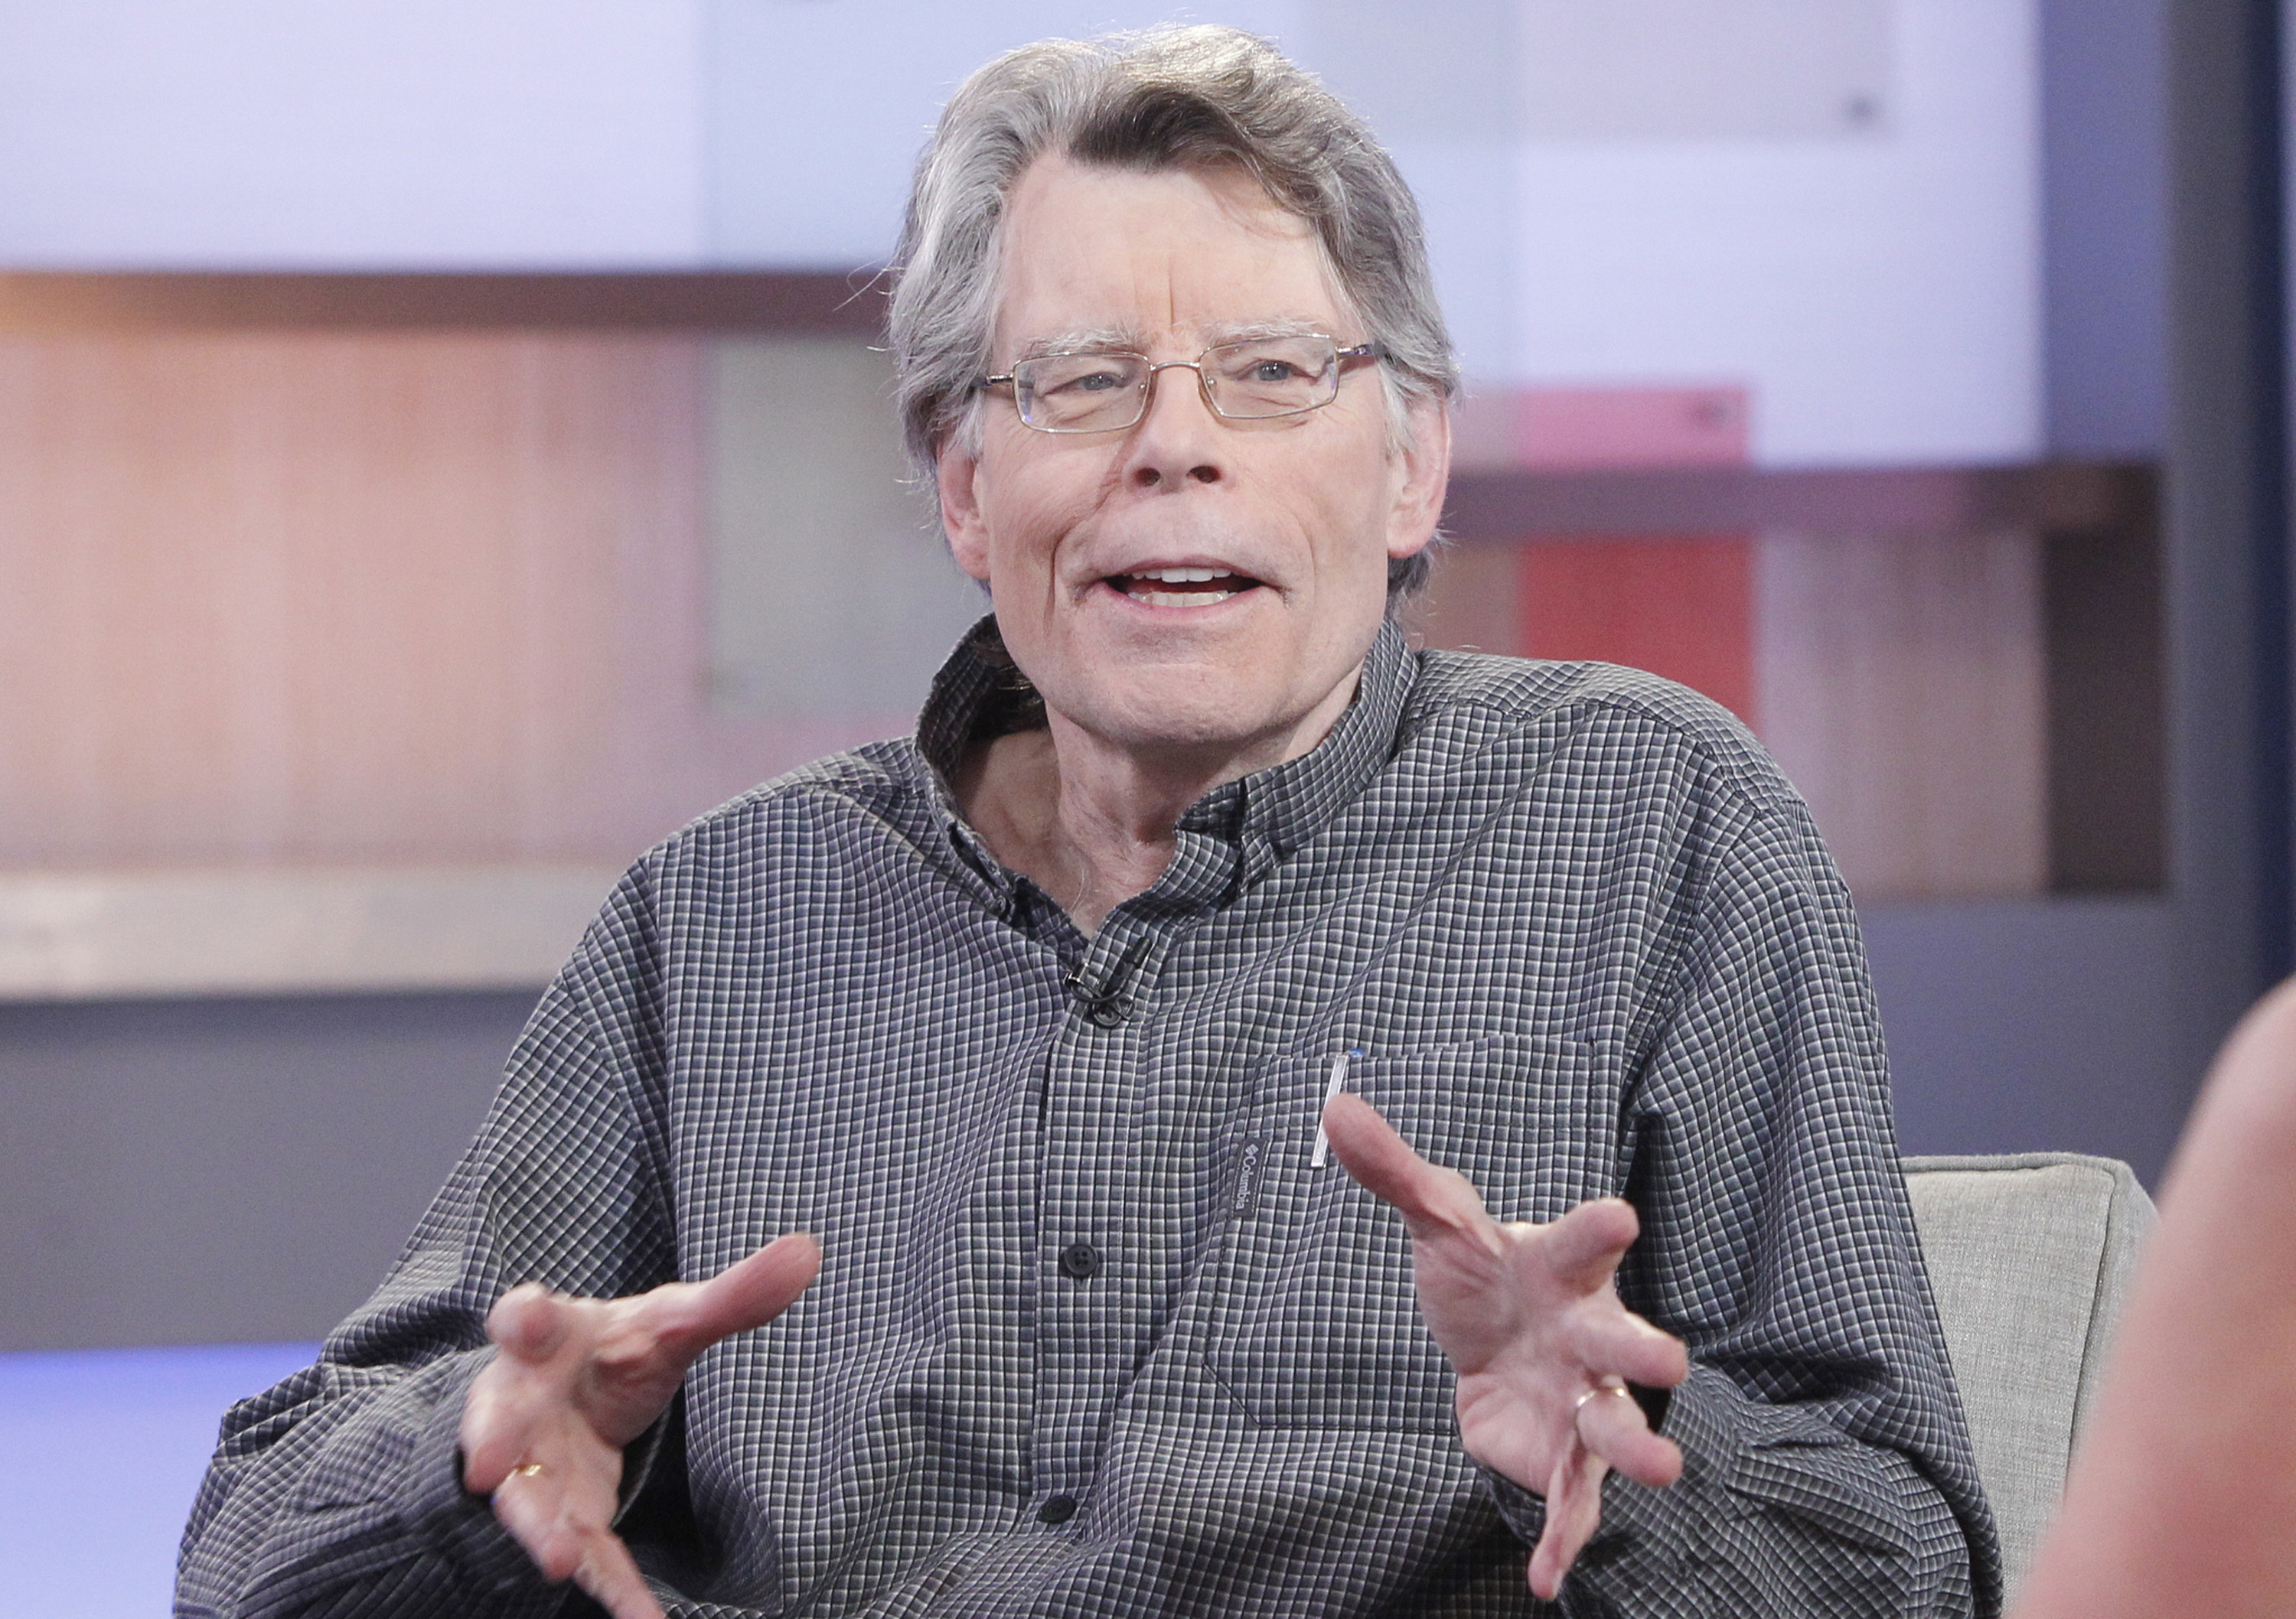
[0,1341,319,1615]
[1865,896,2196,1186]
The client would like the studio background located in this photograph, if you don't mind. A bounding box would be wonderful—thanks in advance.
[2,3,2282,1614]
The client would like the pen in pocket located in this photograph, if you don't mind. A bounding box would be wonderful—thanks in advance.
[1309,1047,1362,1168]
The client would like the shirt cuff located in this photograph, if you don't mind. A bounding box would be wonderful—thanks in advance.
[406,1355,563,1597]
[282,1347,548,1601]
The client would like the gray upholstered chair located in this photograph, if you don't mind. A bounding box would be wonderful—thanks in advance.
[1901,1152,2157,1604]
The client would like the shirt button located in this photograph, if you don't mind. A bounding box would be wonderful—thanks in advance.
[1038,1494,1079,1525]
[1057,1241,1102,1281]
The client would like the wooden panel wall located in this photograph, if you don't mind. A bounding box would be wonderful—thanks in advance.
[1756,529,2048,899]
[0,331,863,871]
[1412,528,2049,901]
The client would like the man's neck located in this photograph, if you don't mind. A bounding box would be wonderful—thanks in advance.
[955,670,1361,936]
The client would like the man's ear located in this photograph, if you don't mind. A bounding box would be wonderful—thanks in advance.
[1384,396,1453,563]
[938,438,993,584]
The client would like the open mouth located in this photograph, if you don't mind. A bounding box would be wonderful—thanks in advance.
[1105,566,1264,608]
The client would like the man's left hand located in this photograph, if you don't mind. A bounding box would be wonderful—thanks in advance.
[1322,1092,1689,1598]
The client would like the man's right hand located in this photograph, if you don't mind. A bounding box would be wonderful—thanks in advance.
[458,1233,821,1619]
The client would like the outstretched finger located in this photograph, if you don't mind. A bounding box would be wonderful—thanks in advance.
[637,1232,822,1365]
[464,1300,589,1494]
[1528,1441,1608,1600]
[572,1526,668,1619]
[1567,1304,1692,1395]
[490,1465,605,1582]
[478,1402,662,1612]
[1322,1093,1498,1248]
[494,1471,663,1619]
[460,1386,544,1497]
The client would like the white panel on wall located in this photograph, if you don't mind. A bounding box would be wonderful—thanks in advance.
[1370,142,1525,409]
[1291,0,1521,141]
[1518,0,1893,141]
[703,0,1303,268]
[0,1,2039,461]
[0,1,709,268]
[1506,0,2040,465]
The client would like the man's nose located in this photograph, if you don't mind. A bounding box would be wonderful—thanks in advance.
[1120,362,1227,490]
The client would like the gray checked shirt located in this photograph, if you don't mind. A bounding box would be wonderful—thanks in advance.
[179,619,1999,1618]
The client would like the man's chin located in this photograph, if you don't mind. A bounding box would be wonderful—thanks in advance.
[1039,660,1342,767]
[1016,617,1372,765]
[1041,670,1275,754]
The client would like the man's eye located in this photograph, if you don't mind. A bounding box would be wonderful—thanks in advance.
[1043,366,1126,395]
[1248,360,1302,383]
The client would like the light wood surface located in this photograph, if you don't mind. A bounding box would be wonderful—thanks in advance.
[0,865,625,998]
[1416,524,2048,901]
[1757,529,2047,899]
[0,330,889,877]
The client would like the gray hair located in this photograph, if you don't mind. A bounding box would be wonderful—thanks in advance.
[887,24,1458,598]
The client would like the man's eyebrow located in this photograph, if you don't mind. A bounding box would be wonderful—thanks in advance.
[1012,327,1140,362]
[1200,317,1334,344]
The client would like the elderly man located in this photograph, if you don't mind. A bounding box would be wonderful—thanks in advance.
[179,27,1995,1619]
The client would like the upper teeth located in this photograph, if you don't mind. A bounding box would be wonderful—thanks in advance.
[1137,567,1231,583]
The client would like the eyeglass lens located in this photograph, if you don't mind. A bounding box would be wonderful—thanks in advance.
[1015,337,1343,432]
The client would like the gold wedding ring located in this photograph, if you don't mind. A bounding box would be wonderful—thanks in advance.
[1572,1380,1632,1415]
[511,1461,545,1478]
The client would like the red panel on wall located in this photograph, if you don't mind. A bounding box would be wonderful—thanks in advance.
[1501,383,1755,725]
[1519,535,1756,724]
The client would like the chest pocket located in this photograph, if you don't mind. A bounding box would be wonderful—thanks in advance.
[1198,1034,1609,1432]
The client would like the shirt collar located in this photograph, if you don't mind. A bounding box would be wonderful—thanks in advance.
[911,614,1415,907]
[1171,617,1413,887]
